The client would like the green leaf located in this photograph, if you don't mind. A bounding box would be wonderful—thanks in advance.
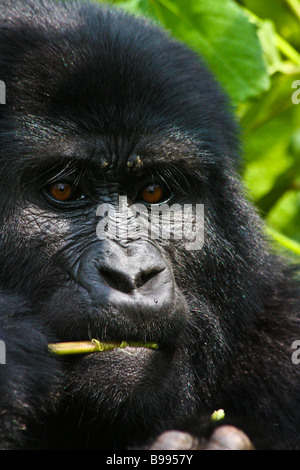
[111,0,270,103]
[256,20,283,75]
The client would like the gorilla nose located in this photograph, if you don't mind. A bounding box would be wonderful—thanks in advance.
[98,263,166,294]
[88,240,175,315]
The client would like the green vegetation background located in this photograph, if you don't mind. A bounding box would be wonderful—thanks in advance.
[97,0,300,257]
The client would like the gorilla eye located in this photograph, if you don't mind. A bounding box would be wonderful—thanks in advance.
[141,184,164,204]
[43,177,87,207]
[49,183,72,201]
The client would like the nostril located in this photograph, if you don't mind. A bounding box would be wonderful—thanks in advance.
[99,267,134,294]
[135,266,165,289]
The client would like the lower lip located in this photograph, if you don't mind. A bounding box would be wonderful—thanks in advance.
[108,345,158,356]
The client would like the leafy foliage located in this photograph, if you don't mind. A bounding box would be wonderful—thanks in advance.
[100,0,300,256]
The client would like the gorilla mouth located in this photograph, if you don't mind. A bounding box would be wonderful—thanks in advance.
[48,339,159,356]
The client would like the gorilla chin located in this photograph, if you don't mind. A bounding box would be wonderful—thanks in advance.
[67,346,175,398]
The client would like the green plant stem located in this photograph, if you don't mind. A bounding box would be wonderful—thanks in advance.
[243,7,300,65]
[285,0,300,22]
[48,340,159,356]
[266,227,300,256]
[275,35,300,66]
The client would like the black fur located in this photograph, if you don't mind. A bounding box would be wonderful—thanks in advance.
[0,0,299,450]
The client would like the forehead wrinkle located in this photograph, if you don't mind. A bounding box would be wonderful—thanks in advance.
[13,115,203,171]
[137,132,201,167]
[12,112,96,155]
[13,132,97,172]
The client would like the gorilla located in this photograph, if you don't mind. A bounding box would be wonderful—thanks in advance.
[0,0,299,450]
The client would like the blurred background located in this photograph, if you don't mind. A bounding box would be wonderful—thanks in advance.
[97,0,300,258]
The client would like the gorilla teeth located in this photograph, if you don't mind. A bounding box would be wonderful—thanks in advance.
[48,339,159,356]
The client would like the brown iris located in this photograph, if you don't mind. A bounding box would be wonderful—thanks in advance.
[141,184,164,204]
[49,182,72,202]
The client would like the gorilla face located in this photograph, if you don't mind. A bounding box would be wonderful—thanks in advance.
[1,0,298,451]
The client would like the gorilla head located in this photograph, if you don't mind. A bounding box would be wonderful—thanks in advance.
[0,0,299,450]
